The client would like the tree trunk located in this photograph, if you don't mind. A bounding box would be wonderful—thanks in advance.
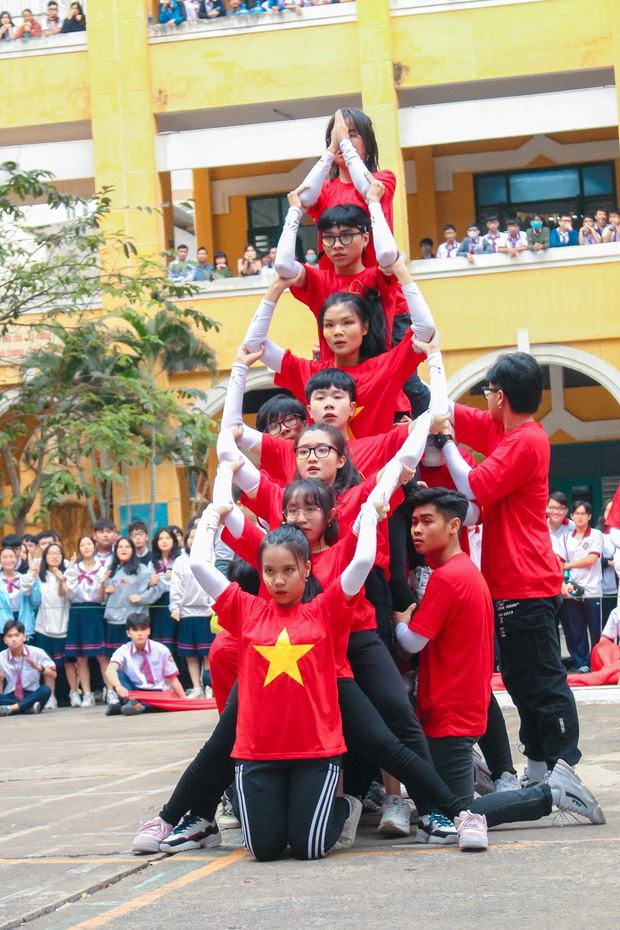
[123,464,131,530]
[148,424,156,536]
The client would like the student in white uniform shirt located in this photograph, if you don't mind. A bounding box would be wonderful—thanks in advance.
[547,491,575,558]
[481,215,504,253]
[169,525,216,699]
[598,500,619,626]
[0,619,57,716]
[436,225,461,259]
[557,501,603,673]
[498,218,528,257]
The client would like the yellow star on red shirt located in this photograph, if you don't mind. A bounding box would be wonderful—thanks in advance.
[253,627,314,687]
[347,405,365,439]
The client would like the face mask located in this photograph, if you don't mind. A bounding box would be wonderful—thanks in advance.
[469,232,478,240]
[531,221,542,230]
[305,253,318,265]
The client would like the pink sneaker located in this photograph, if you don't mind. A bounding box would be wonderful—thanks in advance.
[454,810,488,851]
[131,816,173,854]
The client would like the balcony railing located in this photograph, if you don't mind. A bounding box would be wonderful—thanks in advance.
[0,31,86,56]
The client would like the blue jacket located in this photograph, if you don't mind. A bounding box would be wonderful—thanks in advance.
[0,576,41,638]
[549,228,579,247]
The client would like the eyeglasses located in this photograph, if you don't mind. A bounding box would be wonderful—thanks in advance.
[320,232,364,248]
[547,507,567,514]
[294,444,337,460]
[284,506,322,520]
[481,387,501,399]
[266,414,302,436]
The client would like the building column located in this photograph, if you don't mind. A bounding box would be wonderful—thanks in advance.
[411,146,438,253]
[192,168,215,261]
[86,0,164,254]
[355,0,409,254]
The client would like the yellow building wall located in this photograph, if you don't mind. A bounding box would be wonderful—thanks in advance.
[0,51,90,127]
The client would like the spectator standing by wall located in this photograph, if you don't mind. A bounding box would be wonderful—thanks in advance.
[457,224,494,264]
[42,0,61,33]
[557,501,603,673]
[527,214,550,252]
[0,11,15,39]
[212,251,233,279]
[602,208,620,242]
[578,214,602,246]
[482,216,504,253]
[14,9,42,37]
[61,2,86,31]
[498,219,528,258]
[237,244,262,276]
[550,215,578,247]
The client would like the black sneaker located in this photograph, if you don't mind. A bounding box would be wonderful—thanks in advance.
[160,815,222,854]
[106,703,122,716]
[121,700,146,716]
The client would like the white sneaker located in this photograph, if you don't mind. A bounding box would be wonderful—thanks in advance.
[378,794,411,836]
[187,686,205,700]
[547,759,605,825]
[455,810,488,851]
[70,691,82,708]
[44,695,58,711]
[107,689,120,706]
[334,796,363,850]
[81,693,96,707]
[204,685,214,699]
[217,796,241,829]
[131,816,173,854]
[494,772,520,792]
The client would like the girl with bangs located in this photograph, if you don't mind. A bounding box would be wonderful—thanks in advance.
[150,526,182,651]
[65,534,108,707]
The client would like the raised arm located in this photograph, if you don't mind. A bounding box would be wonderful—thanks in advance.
[212,460,248,540]
[216,429,261,496]
[295,150,337,209]
[189,505,230,601]
[274,192,307,282]
[386,254,435,342]
[366,177,398,268]
[220,346,265,456]
[341,502,380,599]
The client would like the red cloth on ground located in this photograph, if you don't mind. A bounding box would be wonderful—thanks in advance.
[127,691,218,711]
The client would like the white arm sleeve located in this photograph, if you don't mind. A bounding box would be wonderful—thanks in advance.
[427,351,449,419]
[610,527,620,549]
[237,424,263,454]
[401,281,435,343]
[341,502,379,598]
[274,206,304,279]
[189,506,229,601]
[339,138,371,197]
[365,459,403,514]
[296,150,336,208]
[368,201,398,268]
[212,463,246,539]
[260,338,286,372]
[244,297,277,353]
[395,622,429,654]
[464,502,481,527]
[216,430,260,494]
[221,362,248,431]
[442,440,475,500]
[448,400,456,424]
[396,410,433,470]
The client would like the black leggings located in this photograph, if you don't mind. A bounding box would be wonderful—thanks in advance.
[162,676,552,831]
[234,757,349,861]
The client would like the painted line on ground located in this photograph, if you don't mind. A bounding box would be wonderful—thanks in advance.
[59,848,248,930]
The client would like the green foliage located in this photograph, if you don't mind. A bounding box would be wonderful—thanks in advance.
[0,164,221,533]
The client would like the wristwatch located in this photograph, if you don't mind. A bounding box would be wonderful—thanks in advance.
[433,434,454,449]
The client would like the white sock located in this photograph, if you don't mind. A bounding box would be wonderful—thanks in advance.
[550,786,561,806]
[526,760,548,780]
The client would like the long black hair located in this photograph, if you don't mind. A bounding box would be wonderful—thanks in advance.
[294,423,361,496]
[257,524,322,604]
[282,479,340,547]
[325,108,379,178]
[152,526,181,569]
[319,290,387,363]
[109,536,140,576]
[39,543,67,583]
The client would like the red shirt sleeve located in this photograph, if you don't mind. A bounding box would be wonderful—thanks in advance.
[213,582,256,638]
[240,471,284,527]
[261,433,297,486]
[221,516,264,569]
[453,404,502,456]
[274,351,319,406]
[408,573,453,640]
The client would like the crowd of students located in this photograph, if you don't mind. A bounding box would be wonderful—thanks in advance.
[0,519,219,716]
[2,106,616,863]
[157,0,352,25]
[420,209,620,261]
[0,1,85,39]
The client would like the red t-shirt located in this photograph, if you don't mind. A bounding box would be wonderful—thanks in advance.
[222,518,376,678]
[261,426,410,487]
[241,471,401,575]
[290,263,409,361]
[214,579,362,759]
[274,337,421,440]
[408,552,493,738]
[606,485,620,530]
[308,169,396,271]
[454,406,561,600]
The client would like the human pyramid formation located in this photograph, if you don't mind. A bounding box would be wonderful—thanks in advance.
[126,107,605,858]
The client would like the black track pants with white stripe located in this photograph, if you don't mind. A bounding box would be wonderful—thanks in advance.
[234,757,349,861]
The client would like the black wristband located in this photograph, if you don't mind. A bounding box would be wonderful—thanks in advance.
[433,434,454,449]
